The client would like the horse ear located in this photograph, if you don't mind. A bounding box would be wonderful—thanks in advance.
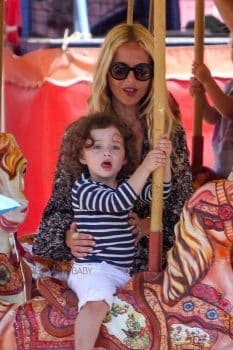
[228,167,233,180]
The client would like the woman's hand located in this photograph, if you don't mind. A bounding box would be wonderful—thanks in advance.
[128,211,150,245]
[158,134,172,158]
[65,223,95,258]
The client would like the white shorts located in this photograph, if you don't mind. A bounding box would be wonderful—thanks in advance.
[68,261,131,310]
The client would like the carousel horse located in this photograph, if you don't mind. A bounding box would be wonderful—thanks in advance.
[0,132,72,305]
[0,177,232,350]
[0,133,30,304]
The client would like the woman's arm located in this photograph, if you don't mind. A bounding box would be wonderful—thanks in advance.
[32,169,74,261]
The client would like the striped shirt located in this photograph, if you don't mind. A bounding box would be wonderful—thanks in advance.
[72,173,171,269]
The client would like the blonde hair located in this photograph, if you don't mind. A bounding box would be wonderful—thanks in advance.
[88,23,179,141]
[162,203,213,305]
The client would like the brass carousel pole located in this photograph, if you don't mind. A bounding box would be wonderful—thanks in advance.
[0,0,4,132]
[148,0,154,34]
[148,0,166,273]
[127,0,134,24]
[192,0,205,172]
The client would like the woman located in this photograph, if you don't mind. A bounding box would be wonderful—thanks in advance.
[32,23,192,272]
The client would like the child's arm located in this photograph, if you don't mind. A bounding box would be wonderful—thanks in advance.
[127,134,172,195]
[190,76,220,124]
[72,178,138,213]
[192,62,233,120]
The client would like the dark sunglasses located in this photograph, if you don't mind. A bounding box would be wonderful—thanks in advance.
[109,62,153,81]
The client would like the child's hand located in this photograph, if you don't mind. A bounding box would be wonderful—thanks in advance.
[127,134,172,194]
[142,134,171,173]
[192,61,212,85]
[142,149,166,173]
[189,77,205,97]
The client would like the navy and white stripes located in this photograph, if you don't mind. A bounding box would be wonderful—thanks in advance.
[72,173,171,269]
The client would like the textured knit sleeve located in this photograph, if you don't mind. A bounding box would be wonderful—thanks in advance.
[162,123,193,256]
[32,168,74,261]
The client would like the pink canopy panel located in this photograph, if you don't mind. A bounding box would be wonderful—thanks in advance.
[4,45,232,235]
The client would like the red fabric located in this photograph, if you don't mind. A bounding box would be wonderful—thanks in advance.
[4,46,232,235]
[5,81,91,234]
[5,0,22,46]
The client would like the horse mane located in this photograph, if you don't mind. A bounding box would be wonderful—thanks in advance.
[162,202,213,305]
[0,133,27,180]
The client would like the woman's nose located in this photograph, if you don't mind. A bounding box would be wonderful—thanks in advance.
[125,70,135,82]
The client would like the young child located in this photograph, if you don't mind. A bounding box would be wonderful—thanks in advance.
[190,35,233,178]
[63,112,172,350]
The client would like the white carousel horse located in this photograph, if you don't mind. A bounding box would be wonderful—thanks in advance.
[0,177,232,349]
[0,133,30,304]
[0,133,66,306]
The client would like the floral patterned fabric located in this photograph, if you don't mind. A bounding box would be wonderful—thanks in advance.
[32,118,192,273]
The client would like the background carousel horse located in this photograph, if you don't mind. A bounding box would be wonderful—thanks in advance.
[0,132,72,307]
[0,177,232,350]
[0,133,30,304]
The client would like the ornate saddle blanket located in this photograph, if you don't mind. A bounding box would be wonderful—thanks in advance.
[0,253,23,295]
[14,277,77,350]
[14,274,233,350]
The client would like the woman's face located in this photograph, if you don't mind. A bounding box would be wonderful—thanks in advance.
[108,42,152,109]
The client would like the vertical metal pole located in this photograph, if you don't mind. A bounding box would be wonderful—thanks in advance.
[0,0,5,132]
[127,0,134,24]
[74,0,90,36]
[192,0,205,172]
[149,0,166,272]
[148,0,154,33]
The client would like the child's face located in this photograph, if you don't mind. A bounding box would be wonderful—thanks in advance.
[79,126,127,188]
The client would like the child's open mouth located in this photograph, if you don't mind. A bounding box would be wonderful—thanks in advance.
[102,161,112,169]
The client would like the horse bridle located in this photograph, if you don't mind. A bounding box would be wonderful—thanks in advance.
[193,180,233,241]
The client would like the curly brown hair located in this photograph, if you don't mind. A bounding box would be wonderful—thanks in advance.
[58,113,139,184]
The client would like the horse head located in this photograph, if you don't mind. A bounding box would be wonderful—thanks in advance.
[0,133,29,303]
[0,133,28,233]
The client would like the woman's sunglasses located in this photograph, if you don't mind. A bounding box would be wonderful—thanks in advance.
[109,62,153,81]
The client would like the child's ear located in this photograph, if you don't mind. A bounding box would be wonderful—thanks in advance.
[123,157,128,165]
[79,152,87,164]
